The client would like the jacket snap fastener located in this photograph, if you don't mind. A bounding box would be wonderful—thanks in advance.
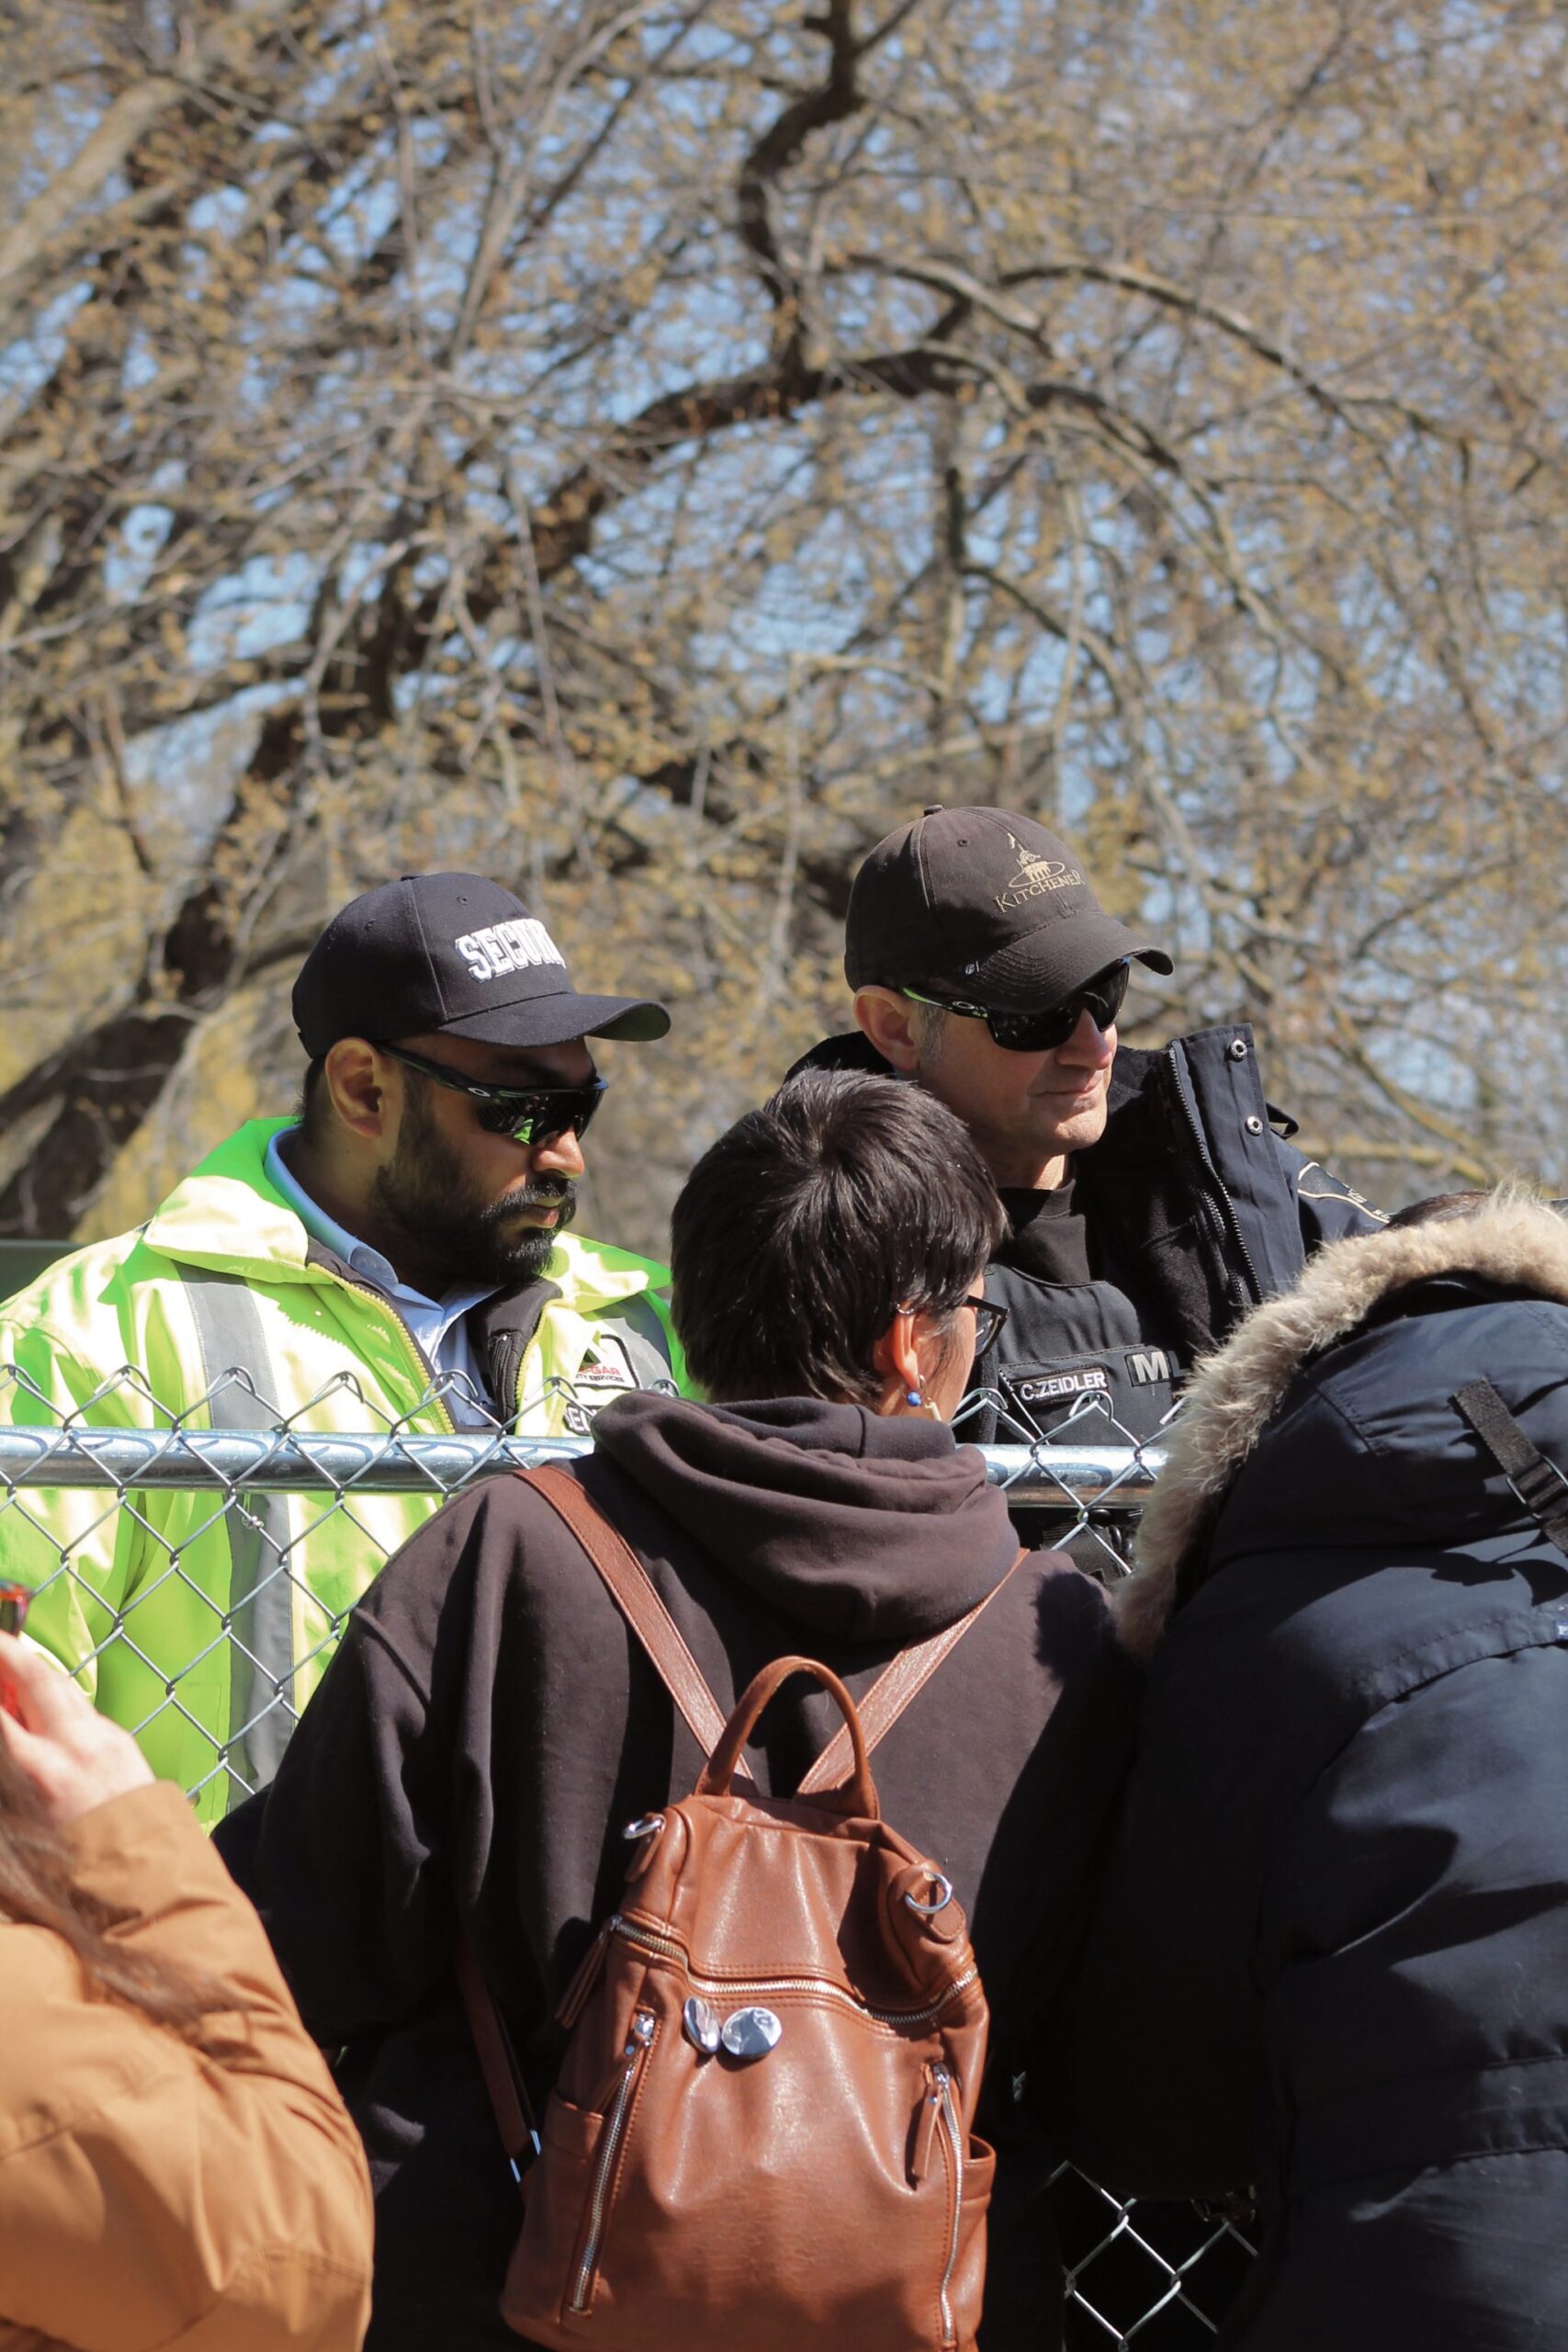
[720,2007,782,2060]
[1228,1037,1248,1059]
[1245,1115,1264,1136]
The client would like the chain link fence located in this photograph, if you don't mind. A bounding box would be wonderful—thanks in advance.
[0,1363,1251,2343]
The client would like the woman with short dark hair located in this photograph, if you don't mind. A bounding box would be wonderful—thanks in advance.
[671,1068,1007,1408]
[221,1069,1139,2352]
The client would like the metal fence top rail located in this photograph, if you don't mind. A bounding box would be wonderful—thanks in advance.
[0,1427,1165,1508]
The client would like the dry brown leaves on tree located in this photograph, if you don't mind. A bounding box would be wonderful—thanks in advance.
[2,0,1566,1252]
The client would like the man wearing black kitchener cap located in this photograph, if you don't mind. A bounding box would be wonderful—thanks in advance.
[793,807,1384,1510]
[0,872,683,1808]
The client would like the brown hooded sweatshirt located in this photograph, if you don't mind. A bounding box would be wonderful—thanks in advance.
[219,1392,1140,2350]
[0,1781,373,2351]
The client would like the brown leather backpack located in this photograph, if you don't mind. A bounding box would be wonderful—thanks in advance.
[457,1465,1024,2351]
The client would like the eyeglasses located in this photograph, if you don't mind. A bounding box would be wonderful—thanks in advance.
[964,1297,1010,1359]
[380,1045,607,1148]
[903,959,1131,1054]
[901,1297,1010,1358]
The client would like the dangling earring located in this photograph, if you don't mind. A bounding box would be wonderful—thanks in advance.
[906,1389,923,1408]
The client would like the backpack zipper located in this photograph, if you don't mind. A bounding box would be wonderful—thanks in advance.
[603,1913,977,2030]
[569,2008,656,2314]
[933,2065,964,2347]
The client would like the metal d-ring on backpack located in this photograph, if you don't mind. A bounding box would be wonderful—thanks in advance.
[457,1464,1025,2352]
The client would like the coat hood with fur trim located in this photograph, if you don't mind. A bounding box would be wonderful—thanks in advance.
[1118,1193,1568,1658]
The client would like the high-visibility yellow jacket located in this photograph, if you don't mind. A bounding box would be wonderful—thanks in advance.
[0,1119,685,1819]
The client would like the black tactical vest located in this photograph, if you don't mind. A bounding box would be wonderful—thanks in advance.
[966,1257,1183,1450]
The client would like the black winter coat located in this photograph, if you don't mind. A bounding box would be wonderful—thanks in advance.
[218,1392,1140,2352]
[1060,1197,1568,2349]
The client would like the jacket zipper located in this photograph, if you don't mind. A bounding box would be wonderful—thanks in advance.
[602,1914,977,2030]
[933,2065,964,2347]
[569,2008,655,2314]
[328,1271,458,1436]
[493,1329,527,1423]
[1164,1044,1263,1306]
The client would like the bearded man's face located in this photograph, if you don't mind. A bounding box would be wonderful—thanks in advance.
[370,1068,580,1292]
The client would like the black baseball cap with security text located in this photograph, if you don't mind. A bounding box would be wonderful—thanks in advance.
[293,873,671,1058]
[845,806,1172,1010]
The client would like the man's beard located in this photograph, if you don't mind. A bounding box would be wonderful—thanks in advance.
[370,1083,579,1291]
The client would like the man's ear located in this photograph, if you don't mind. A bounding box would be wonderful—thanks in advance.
[853,987,923,1074]
[321,1037,393,1145]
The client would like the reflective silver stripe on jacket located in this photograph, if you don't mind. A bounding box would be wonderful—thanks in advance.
[179,1269,296,1790]
[598,1287,678,1392]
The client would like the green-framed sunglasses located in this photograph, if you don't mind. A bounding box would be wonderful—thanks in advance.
[381,1044,607,1147]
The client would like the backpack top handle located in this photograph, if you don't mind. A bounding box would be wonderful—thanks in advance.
[696,1655,877,1818]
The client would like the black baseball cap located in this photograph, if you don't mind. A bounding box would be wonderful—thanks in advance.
[292,874,671,1057]
[845,806,1172,1010]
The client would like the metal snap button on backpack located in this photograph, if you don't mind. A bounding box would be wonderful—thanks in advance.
[720,2006,783,2060]
[682,1996,723,2055]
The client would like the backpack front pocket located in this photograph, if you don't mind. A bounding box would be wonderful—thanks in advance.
[565,2007,657,2317]
[942,2127,996,2352]
[502,2095,601,2328]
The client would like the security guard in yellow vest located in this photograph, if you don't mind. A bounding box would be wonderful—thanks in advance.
[0,874,684,1816]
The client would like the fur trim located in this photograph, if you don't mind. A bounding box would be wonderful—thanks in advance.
[1115,1189,1568,1659]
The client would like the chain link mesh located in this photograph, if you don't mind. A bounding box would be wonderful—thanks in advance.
[0,1363,1250,2344]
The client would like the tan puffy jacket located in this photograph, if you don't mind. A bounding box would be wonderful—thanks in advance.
[0,1781,372,2351]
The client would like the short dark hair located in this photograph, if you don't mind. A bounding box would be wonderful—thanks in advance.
[670,1069,1005,1406]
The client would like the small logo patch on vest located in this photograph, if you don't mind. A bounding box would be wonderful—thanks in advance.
[1005,1364,1111,1406]
[1124,1347,1179,1388]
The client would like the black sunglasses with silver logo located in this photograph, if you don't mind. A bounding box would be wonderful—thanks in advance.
[380,1045,606,1148]
[903,959,1130,1054]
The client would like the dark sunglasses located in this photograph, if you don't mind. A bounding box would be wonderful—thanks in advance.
[904,959,1130,1054]
[381,1045,607,1147]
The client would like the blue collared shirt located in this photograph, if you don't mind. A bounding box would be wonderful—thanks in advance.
[264,1127,502,1425]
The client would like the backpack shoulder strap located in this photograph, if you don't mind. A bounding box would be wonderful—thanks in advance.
[798,1547,1030,1797]
[521,1466,1026,1797]
[462,1464,735,2189]
[1453,1378,1568,1553]
[516,1464,730,1758]
[454,1937,538,2186]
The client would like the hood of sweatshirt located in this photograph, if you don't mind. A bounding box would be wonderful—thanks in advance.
[590,1389,1021,1645]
